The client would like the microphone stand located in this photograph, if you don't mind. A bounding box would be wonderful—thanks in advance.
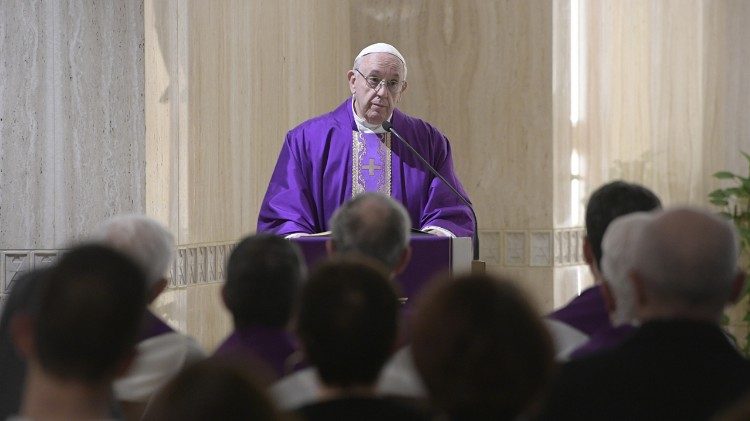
[382,121,484,273]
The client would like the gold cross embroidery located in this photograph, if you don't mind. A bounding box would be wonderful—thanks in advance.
[362,158,382,176]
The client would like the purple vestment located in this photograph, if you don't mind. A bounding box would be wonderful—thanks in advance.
[213,325,300,379]
[568,324,636,360]
[547,285,612,336]
[257,98,474,237]
[138,311,174,342]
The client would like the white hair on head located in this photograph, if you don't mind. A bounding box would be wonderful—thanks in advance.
[631,207,739,315]
[600,212,655,325]
[95,214,175,287]
[353,42,408,80]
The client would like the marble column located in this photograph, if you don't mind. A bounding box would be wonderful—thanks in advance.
[0,0,145,305]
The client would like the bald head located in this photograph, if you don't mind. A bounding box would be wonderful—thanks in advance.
[329,193,411,271]
[631,207,741,321]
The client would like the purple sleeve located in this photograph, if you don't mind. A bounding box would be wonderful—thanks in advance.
[257,133,320,235]
[419,132,474,238]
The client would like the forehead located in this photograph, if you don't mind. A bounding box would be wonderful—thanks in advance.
[360,53,404,77]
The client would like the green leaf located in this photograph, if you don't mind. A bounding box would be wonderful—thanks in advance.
[721,313,730,325]
[710,199,729,207]
[709,189,729,199]
[715,171,739,179]
[742,150,750,164]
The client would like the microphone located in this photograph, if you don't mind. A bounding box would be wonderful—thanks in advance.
[382,121,480,262]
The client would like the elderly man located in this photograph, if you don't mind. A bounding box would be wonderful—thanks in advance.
[327,192,411,275]
[546,181,661,360]
[258,43,473,238]
[97,215,205,420]
[541,208,750,420]
[567,211,654,359]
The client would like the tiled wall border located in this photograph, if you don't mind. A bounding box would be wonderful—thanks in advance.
[0,242,237,306]
[478,228,586,268]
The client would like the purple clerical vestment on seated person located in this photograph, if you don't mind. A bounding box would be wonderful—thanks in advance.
[213,325,300,380]
[257,98,474,237]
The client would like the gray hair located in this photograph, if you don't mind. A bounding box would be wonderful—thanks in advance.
[329,193,411,271]
[600,212,655,325]
[95,214,175,287]
[631,207,739,315]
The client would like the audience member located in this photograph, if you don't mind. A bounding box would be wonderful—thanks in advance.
[546,180,661,359]
[568,211,654,359]
[0,269,47,420]
[97,214,205,420]
[293,259,431,421]
[214,233,306,381]
[541,207,750,420]
[13,244,148,420]
[272,193,426,409]
[412,273,555,420]
[327,192,412,275]
[143,358,286,421]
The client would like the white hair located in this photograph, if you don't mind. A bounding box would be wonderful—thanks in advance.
[600,212,655,325]
[95,214,175,287]
[631,207,739,316]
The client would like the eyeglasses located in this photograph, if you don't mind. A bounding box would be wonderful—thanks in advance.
[354,69,405,94]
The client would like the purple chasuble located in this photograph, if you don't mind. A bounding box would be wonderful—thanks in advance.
[138,311,175,342]
[569,324,636,360]
[257,98,474,237]
[213,325,299,379]
[547,285,612,336]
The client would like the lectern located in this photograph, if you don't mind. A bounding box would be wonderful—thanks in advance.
[291,234,472,304]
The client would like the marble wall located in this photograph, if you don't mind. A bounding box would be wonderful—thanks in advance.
[0,0,144,301]
[4,0,750,350]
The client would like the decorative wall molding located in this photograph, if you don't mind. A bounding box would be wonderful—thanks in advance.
[168,243,236,288]
[0,242,236,306]
[478,228,586,268]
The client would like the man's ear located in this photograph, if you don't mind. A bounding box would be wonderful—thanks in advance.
[10,313,36,360]
[729,270,746,304]
[325,239,335,257]
[629,270,648,309]
[114,348,138,378]
[347,70,356,94]
[583,236,603,280]
[148,278,168,303]
[600,281,617,314]
[583,236,595,266]
[393,246,412,276]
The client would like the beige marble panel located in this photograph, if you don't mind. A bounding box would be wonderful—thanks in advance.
[146,0,352,245]
[350,0,556,232]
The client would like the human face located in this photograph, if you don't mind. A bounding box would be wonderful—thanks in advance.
[347,53,407,126]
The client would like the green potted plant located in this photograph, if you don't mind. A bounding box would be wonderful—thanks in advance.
[708,151,750,354]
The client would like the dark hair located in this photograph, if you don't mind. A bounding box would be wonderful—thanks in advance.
[34,244,147,383]
[144,358,283,421]
[297,259,398,387]
[0,269,47,419]
[224,234,304,328]
[329,192,410,270]
[585,181,661,268]
[412,274,555,419]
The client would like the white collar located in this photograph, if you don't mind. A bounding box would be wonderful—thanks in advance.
[351,99,392,134]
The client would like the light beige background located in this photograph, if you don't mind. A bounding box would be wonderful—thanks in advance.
[2,0,750,351]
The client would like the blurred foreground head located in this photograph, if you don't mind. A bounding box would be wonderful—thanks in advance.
[412,274,555,419]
